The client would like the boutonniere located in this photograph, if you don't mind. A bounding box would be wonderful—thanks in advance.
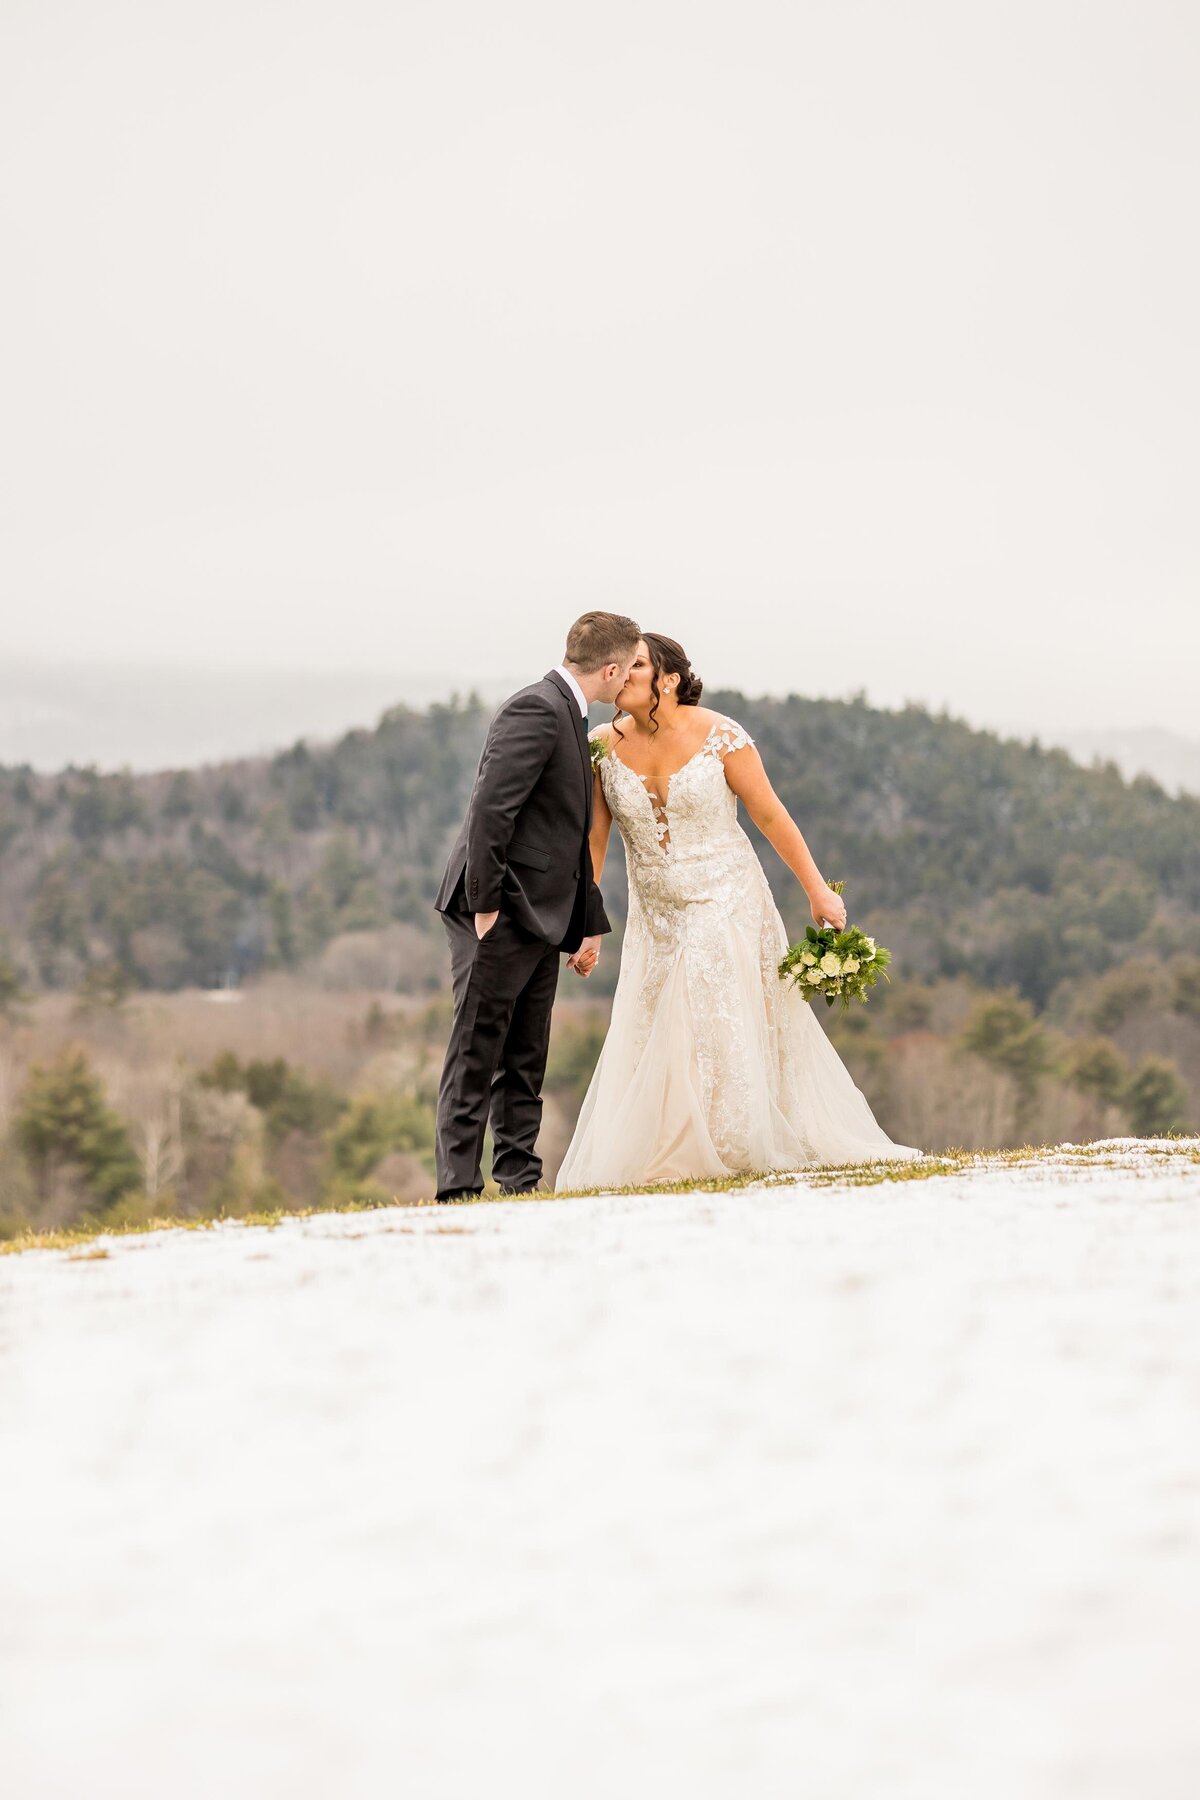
[588,735,609,771]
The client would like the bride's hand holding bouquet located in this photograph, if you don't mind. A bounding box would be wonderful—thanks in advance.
[810,881,847,931]
[779,879,892,1011]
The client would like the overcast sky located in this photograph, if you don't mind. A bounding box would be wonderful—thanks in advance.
[2,0,1197,744]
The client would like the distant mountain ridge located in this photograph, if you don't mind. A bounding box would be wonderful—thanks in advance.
[0,658,520,775]
[1054,728,1200,798]
[4,658,1196,796]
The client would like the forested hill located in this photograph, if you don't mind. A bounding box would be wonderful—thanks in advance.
[1,691,1198,1012]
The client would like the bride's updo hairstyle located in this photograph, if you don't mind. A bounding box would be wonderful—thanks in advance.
[641,633,703,735]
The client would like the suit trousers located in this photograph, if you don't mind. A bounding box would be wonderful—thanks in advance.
[435,908,561,1199]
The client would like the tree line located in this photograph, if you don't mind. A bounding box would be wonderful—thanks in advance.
[1,689,1196,1009]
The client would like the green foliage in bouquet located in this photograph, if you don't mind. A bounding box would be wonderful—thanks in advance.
[777,881,892,1010]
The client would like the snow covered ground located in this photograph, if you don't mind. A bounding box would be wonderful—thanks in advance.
[3,1140,1200,1799]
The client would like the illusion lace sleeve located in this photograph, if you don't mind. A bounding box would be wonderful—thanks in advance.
[703,717,755,759]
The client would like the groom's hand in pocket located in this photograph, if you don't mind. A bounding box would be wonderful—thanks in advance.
[567,935,601,977]
[474,910,501,941]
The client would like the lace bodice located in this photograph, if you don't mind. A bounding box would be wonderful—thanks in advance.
[599,715,755,871]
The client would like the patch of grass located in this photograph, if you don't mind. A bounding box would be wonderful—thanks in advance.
[0,1190,404,1258]
[797,1155,970,1189]
[448,1139,1200,1201]
[1048,1134,1200,1158]
[4,1139,1198,1255]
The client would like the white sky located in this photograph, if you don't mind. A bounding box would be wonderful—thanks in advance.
[1,0,1197,738]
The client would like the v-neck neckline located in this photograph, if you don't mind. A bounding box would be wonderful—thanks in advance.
[607,737,715,857]
[608,732,712,800]
[612,743,704,802]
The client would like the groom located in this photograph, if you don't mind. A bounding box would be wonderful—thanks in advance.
[433,611,641,1201]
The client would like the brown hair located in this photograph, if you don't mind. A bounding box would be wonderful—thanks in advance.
[564,611,641,674]
[615,632,703,737]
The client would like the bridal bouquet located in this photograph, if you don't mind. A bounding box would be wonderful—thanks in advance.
[777,883,892,1010]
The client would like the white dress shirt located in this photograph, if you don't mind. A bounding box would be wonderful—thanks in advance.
[553,664,589,719]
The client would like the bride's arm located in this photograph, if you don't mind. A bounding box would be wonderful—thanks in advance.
[722,745,847,930]
[589,772,614,880]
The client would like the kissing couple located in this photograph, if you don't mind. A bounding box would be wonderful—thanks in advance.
[433,611,919,1200]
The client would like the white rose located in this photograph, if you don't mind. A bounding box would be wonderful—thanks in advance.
[800,950,817,966]
[820,952,841,976]
[842,956,860,974]
[864,937,876,954]
[805,968,823,985]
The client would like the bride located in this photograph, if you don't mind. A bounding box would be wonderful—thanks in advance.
[555,634,920,1190]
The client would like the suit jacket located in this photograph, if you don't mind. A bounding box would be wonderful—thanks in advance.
[434,670,611,954]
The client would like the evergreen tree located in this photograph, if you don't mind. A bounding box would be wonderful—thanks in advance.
[267,882,299,967]
[1170,958,1200,1024]
[73,961,135,1014]
[329,1092,436,1181]
[1126,1058,1191,1137]
[961,990,1055,1106]
[14,1045,142,1208]
[1065,1038,1129,1107]
[163,772,197,820]
[0,940,30,1018]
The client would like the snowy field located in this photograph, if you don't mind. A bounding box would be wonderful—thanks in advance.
[3,1140,1200,1800]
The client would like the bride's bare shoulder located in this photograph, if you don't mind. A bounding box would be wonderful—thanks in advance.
[691,705,750,739]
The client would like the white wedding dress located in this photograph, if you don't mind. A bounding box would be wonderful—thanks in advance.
[555,716,921,1190]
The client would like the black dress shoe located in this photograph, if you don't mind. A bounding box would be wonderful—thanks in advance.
[436,1191,478,1204]
[498,1185,538,1197]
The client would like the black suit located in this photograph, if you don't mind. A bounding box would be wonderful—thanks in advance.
[433,671,610,1198]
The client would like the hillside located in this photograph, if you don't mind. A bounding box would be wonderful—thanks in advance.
[2,690,1198,1013]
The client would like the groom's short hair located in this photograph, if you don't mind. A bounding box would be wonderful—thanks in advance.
[565,611,641,672]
